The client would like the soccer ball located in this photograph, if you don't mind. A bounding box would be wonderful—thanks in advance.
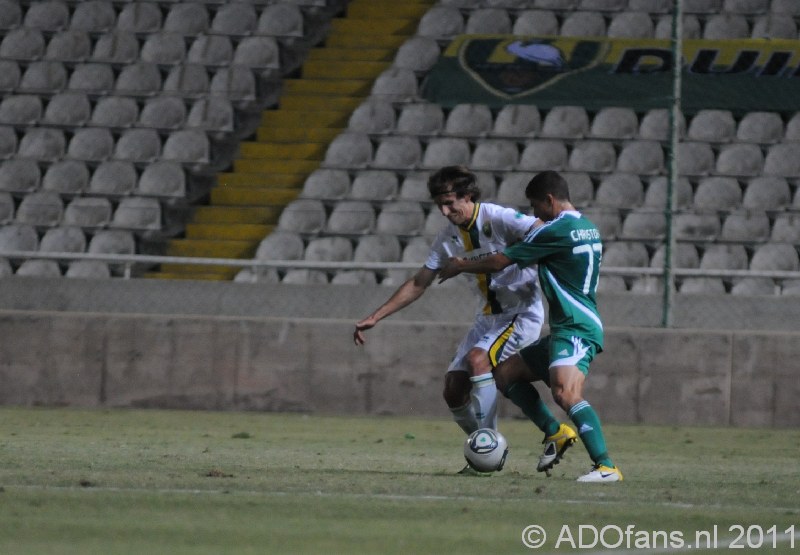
[464,428,509,472]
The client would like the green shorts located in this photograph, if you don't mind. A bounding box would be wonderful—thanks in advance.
[518,335,598,384]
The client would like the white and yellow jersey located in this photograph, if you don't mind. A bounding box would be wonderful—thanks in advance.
[425,202,543,316]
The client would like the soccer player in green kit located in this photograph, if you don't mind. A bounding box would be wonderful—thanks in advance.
[439,170,623,482]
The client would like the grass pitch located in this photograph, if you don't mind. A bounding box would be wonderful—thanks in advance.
[0,407,798,554]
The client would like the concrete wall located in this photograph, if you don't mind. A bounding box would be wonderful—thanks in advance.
[2,309,798,427]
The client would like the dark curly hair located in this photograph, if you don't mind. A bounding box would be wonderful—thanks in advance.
[427,166,482,201]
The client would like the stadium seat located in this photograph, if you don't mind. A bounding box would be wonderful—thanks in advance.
[393,36,441,74]
[0,159,41,194]
[137,161,187,199]
[619,207,666,240]
[677,141,715,176]
[423,208,448,237]
[590,107,638,139]
[568,140,617,173]
[784,113,800,141]
[719,209,770,242]
[164,3,209,36]
[16,259,61,277]
[0,127,15,160]
[17,128,66,162]
[376,201,426,236]
[162,130,210,167]
[724,0,769,14]
[680,277,726,294]
[255,231,305,262]
[673,212,721,241]
[348,99,396,135]
[0,223,38,251]
[396,103,444,136]
[643,176,693,208]
[518,140,568,171]
[211,3,258,36]
[465,9,512,34]
[211,67,261,108]
[540,106,590,139]
[41,160,90,196]
[763,144,800,177]
[693,177,742,211]
[65,260,111,279]
[39,226,86,253]
[67,128,115,162]
[602,241,649,267]
[771,214,800,243]
[281,269,329,285]
[563,172,595,207]
[24,0,70,32]
[232,37,280,73]
[372,136,422,170]
[186,98,234,136]
[736,111,783,144]
[0,95,42,126]
[471,139,519,171]
[699,244,749,270]
[491,104,541,138]
[715,144,764,177]
[596,275,627,293]
[750,243,799,271]
[68,63,115,94]
[496,173,534,208]
[399,173,432,203]
[580,207,622,239]
[91,31,140,64]
[44,30,92,63]
[43,92,91,127]
[703,14,749,38]
[301,169,351,201]
[0,60,21,93]
[115,63,163,96]
[163,64,210,97]
[19,61,68,93]
[650,243,699,269]
[353,234,402,263]
[16,191,63,228]
[512,10,560,35]
[325,201,375,235]
[422,138,471,169]
[445,104,493,137]
[580,0,627,9]
[0,0,22,30]
[781,280,800,296]
[139,96,188,131]
[0,192,14,223]
[417,7,464,39]
[687,110,736,143]
[371,68,419,103]
[742,176,791,210]
[607,12,655,38]
[304,236,354,262]
[323,133,373,169]
[616,140,664,175]
[110,197,162,232]
[638,108,686,140]
[731,277,777,295]
[771,0,800,14]
[87,229,136,255]
[751,13,796,38]
[63,197,113,228]
[348,171,399,202]
[560,11,607,36]
[70,0,116,33]
[88,161,138,196]
[256,3,304,37]
[0,28,46,61]
[114,129,162,163]
[594,174,644,208]
[331,270,377,286]
[629,276,665,294]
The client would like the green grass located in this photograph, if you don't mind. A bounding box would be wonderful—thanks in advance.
[0,407,798,554]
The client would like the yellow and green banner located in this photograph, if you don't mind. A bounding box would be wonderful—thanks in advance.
[420,36,800,113]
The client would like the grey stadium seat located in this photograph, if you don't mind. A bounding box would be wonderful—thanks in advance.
[0,126,15,159]
[736,111,783,144]
[677,141,715,176]
[300,169,350,201]
[44,30,92,63]
[376,201,426,236]
[687,110,736,143]
[518,140,568,171]
[399,173,432,203]
[693,177,742,211]
[88,161,137,196]
[783,112,800,141]
[673,212,721,241]
[16,260,61,277]
[616,140,664,175]
[594,174,644,208]
[496,173,534,208]
[43,92,91,127]
[42,161,90,195]
[417,7,464,40]
[353,234,402,263]
[619,207,666,240]
[281,270,329,285]
[590,107,639,139]
[17,128,66,162]
[751,14,797,39]
[731,278,777,296]
[580,207,622,239]
[113,129,162,163]
[393,36,441,74]
[163,3,209,36]
[348,170,399,202]
[371,68,418,103]
[66,261,111,279]
[0,28,46,61]
[680,278,726,294]
[512,10,560,35]
[491,105,541,138]
[602,241,650,268]
[67,128,115,162]
[742,176,791,210]
[323,133,373,169]
[650,243,699,269]
[560,11,607,36]
[70,1,116,33]
[87,230,136,255]
[137,161,186,199]
[304,236,354,262]
[703,14,749,39]
[233,37,280,73]
[211,3,257,36]
[719,209,770,242]
[325,201,375,235]
[0,60,21,93]
[111,197,162,232]
[396,104,444,136]
[162,130,210,168]
[115,63,162,96]
[39,226,86,253]
[471,139,519,171]
[465,9,512,34]
[63,197,113,228]
[540,106,590,139]
[372,136,422,170]
[331,270,377,286]
[256,3,304,38]
[277,199,327,234]
[771,0,800,14]
[0,0,22,30]
[643,176,694,209]
[68,63,115,94]
[0,192,14,223]
[763,144,800,177]
[724,0,768,15]
[700,244,749,270]
[714,144,764,177]
[0,159,41,194]
[445,104,493,137]
[771,214,800,243]
[24,0,70,32]
[563,172,595,207]
[15,191,64,227]
[256,231,305,261]
[750,243,799,271]
[91,31,140,64]
[0,95,43,126]
[139,96,188,131]
[568,140,617,173]
[348,99,396,135]
[18,61,68,93]
[163,64,210,98]
[607,12,655,38]
[421,138,471,169]
[0,223,39,251]
[639,108,686,141]
[186,98,234,136]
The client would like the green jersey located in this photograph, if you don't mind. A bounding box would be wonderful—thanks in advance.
[503,210,603,350]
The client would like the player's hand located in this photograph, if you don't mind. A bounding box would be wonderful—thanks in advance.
[353,316,377,346]
[438,258,463,283]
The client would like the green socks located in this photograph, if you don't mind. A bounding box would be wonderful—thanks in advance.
[505,382,560,436]
[568,400,613,468]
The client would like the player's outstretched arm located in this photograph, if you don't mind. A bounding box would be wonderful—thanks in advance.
[354,266,437,345]
[438,253,513,284]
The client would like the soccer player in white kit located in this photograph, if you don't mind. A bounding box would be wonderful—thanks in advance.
[354,166,552,469]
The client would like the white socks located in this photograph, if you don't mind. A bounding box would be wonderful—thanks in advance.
[469,373,498,431]
[450,401,479,435]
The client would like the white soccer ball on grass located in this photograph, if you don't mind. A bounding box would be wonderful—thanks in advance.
[463,428,509,472]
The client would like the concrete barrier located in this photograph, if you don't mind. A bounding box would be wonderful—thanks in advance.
[0,309,796,427]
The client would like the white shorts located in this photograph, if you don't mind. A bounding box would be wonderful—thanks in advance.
[447,311,544,373]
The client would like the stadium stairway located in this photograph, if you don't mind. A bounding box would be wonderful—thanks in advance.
[150,0,435,280]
